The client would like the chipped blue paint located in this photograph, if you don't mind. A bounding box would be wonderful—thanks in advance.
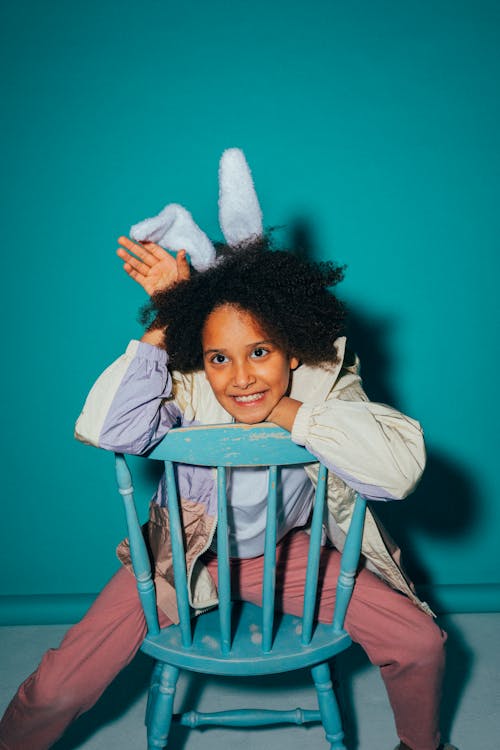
[116,424,366,749]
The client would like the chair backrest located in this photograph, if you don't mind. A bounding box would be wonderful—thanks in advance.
[115,423,366,653]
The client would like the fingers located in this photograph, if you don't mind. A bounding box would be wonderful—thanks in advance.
[117,236,160,267]
[116,237,190,294]
[121,262,149,292]
[118,236,147,254]
[176,249,191,281]
[142,241,174,260]
[117,248,150,275]
[117,237,189,270]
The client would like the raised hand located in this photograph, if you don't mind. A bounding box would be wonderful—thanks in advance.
[117,236,190,296]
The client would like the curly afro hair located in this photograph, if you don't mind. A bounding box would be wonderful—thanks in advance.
[141,238,346,373]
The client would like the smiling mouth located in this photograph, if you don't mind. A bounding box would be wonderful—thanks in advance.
[231,391,267,404]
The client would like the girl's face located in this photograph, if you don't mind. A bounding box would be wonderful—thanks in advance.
[202,304,299,424]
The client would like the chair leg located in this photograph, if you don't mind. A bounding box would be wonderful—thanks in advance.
[147,663,180,750]
[145,661,164,728]
[311,661,346,750]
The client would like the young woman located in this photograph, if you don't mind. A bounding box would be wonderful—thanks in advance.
[0,237,453,750]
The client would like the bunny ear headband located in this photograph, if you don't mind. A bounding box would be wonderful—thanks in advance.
[129,148,263,271]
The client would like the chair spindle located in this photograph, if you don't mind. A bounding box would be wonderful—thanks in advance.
[301,463,328,645]
[216,466,232,654]
[164,460,192,647]
[262,465,278,652]
[332,494,367,632]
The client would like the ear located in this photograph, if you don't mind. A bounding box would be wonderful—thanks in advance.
[289,356,300,371]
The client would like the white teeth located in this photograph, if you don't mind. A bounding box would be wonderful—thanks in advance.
[233,392,263,403]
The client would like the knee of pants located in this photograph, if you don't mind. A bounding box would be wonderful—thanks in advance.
[20,673,75,716]
[396,621,447,673]
[20,650,97,716]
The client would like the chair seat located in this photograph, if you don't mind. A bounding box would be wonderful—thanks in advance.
[141,601,351,677]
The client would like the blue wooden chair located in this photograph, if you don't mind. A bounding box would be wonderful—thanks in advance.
[114,423,367,750]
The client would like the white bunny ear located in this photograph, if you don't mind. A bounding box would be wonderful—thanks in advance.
[130,203,216,271]
[218,148,263,246]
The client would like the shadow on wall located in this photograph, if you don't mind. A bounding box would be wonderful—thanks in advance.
[289,216,480,593]
[346,307,479,594]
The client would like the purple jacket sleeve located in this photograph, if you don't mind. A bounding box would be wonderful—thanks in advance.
[75,340,183,455]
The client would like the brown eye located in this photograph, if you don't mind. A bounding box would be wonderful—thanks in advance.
[211,353,228,364]
[251,348,268,358]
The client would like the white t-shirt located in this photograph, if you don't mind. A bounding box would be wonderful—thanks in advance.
[211,465,314,558]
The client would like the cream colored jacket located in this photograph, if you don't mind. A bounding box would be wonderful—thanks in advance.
[75,337,432,620]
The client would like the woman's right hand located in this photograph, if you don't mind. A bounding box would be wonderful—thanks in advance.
[117,236,190,296]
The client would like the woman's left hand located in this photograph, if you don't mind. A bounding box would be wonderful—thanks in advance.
[117,236,190,296]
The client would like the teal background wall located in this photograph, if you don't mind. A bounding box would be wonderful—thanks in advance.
[1,0,498,622]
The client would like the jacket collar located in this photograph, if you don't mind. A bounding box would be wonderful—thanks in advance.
[289,336,347,404]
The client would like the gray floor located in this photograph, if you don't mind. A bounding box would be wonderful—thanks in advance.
[1,613,498,749]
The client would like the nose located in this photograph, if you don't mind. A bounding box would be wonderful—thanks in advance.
[232,360,256,389]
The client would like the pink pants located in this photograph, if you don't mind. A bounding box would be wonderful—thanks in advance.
[0,531,446,750]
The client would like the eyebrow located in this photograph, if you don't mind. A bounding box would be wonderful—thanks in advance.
[203,339,275,355]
